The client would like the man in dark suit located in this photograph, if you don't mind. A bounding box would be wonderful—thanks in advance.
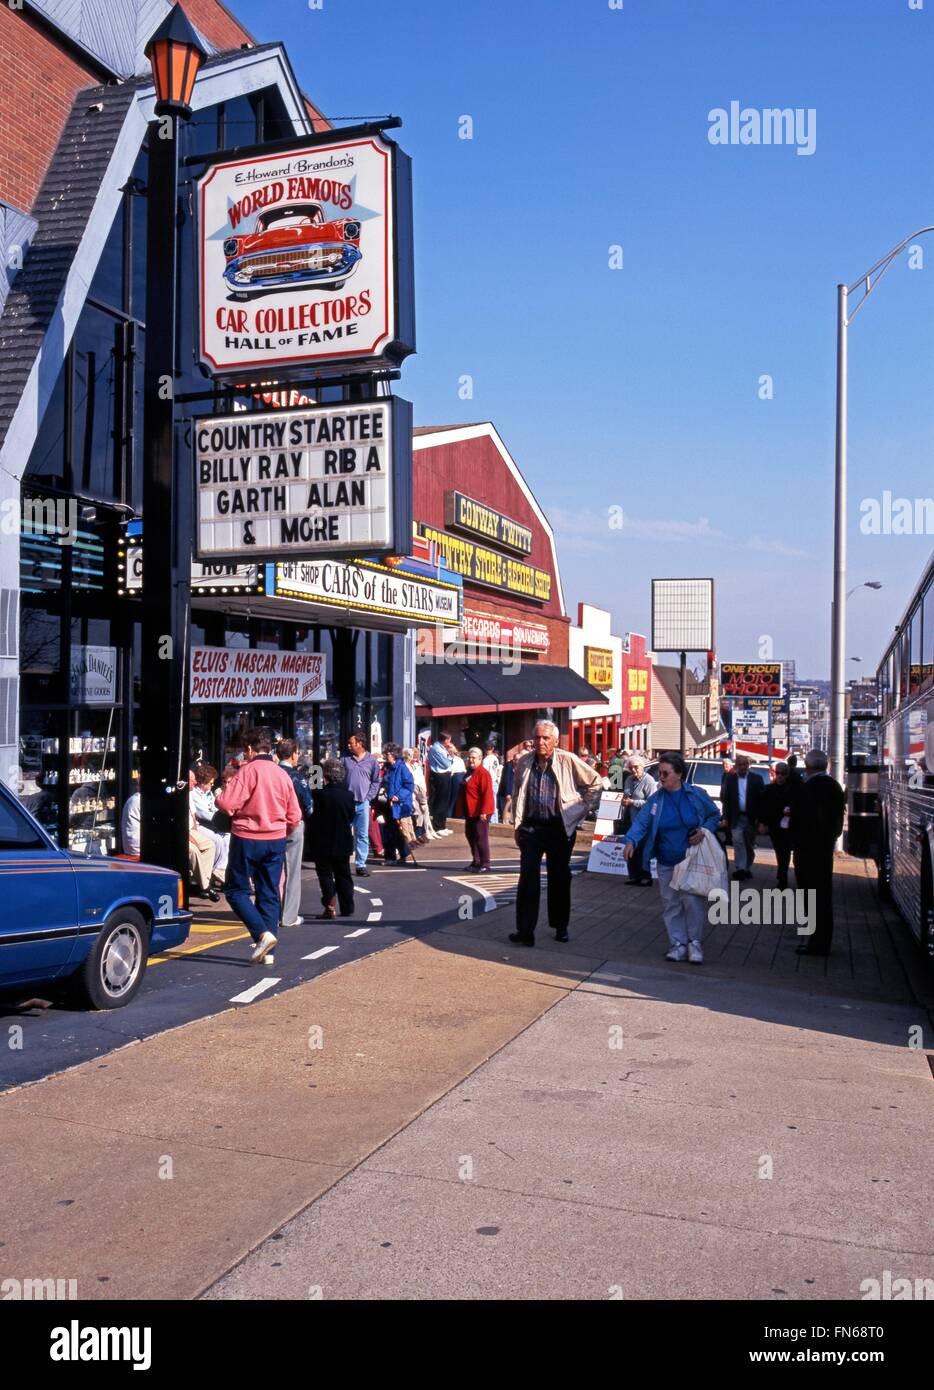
[792,749,845,957]
[303,758,356,919]
[720,754,764,880]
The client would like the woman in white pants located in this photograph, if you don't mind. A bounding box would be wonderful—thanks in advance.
[190,766,229,885]
[405,747,437,841]
[622,751,720,964]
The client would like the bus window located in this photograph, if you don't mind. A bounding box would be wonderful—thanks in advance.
[909,605,922,695]
[922,580,934,692]
[898,628,910,701]
[847,715,880,772]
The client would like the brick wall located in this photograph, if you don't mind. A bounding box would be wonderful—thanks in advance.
[0,8,98,213]
[0,2,328,215]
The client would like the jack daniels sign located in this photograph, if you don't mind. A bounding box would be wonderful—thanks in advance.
[193,397,412,565]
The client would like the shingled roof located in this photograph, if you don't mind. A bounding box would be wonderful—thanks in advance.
[0,79,137,467]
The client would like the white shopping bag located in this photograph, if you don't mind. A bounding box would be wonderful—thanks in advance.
[670,828,728,897]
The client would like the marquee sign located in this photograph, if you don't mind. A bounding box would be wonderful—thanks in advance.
[415,522,552,603]
[651,578,714,652]
[445,491,533,556]
[721,662,784,699]
[194,398,412,563]
[197,133,414,376]
[190,647,326,704]
[273,557,461,625]
[462,609,550,653]
[585,645,614,690]
[118,535,264,596]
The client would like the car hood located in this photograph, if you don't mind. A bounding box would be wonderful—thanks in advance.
[65,851,178,879]
[236,225,344,254]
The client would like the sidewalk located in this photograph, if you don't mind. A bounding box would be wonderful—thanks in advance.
[206,854,934,1300]
[2,853,932,1300]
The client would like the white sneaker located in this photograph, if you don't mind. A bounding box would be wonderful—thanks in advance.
[282,916,304,928]
[687,940,704,964]
[665,944,688,962]
[250,931,277,964]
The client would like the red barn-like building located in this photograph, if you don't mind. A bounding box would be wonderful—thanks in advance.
[412,423,605,753]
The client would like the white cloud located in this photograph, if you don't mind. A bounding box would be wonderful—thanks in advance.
[548,507,807,557]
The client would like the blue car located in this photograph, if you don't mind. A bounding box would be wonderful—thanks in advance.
[0,781,191,1009]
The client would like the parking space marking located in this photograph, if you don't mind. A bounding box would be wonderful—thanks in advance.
[230,977,281,1005]
[344,928,371,938]
[302,945,340,960]
[151,930,250,964]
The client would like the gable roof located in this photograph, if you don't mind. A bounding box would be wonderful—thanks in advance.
[0,80,135,473]
[413,421,568,618]
[0,41,312,485]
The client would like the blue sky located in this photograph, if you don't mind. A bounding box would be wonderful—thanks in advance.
[237,0,934,677]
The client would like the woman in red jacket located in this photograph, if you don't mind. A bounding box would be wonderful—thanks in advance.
[455,746,495,872]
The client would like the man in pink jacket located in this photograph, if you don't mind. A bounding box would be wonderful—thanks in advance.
[216,727,301,965]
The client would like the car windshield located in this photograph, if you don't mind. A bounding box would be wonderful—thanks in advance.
[257,207,324,231]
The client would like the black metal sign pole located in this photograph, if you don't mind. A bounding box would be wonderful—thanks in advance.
[139,115,190,887]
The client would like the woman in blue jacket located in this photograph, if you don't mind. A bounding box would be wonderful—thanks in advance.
[382,743,418,866]
[623,751,721,964]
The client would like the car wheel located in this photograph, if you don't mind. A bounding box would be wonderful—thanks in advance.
[230,291,251,301]
[78,907,149,1010]
[324,281,346,291]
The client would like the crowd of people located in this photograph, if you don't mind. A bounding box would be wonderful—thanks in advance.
[119,722,845,970]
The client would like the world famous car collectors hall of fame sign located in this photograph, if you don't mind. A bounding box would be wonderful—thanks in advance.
[196,131,415,375]
[194,130,415,566]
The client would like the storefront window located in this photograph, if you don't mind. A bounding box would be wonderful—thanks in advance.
[88,198,125,312]
[317,703,342,762]
[370,632,392,697]
[19,604,63,705]
[73,305,120,501]
[26,349,68,489]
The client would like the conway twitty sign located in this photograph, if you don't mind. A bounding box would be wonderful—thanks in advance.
[197,131,415,376]
[194,398,413,563]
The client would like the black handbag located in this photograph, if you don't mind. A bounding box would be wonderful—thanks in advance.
[211,808,231,833]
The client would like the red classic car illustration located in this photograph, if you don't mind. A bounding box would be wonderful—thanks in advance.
[222,203,362,299]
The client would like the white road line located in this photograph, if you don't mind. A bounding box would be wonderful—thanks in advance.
[354,886,371,895]
[345,928,371,938]
[447,877,499,912]
[230,977,281,1004]
[366,911,382,922]
[303,945,340,960]
[370,898,383,906]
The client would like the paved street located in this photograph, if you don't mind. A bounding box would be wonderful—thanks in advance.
[2,840,931,1301]
[0,830,588,1088]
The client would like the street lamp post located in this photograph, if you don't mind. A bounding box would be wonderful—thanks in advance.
[831,230,934,787]
[139,6,205,880]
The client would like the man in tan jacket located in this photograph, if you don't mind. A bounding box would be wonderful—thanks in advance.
[509,720,602,946]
